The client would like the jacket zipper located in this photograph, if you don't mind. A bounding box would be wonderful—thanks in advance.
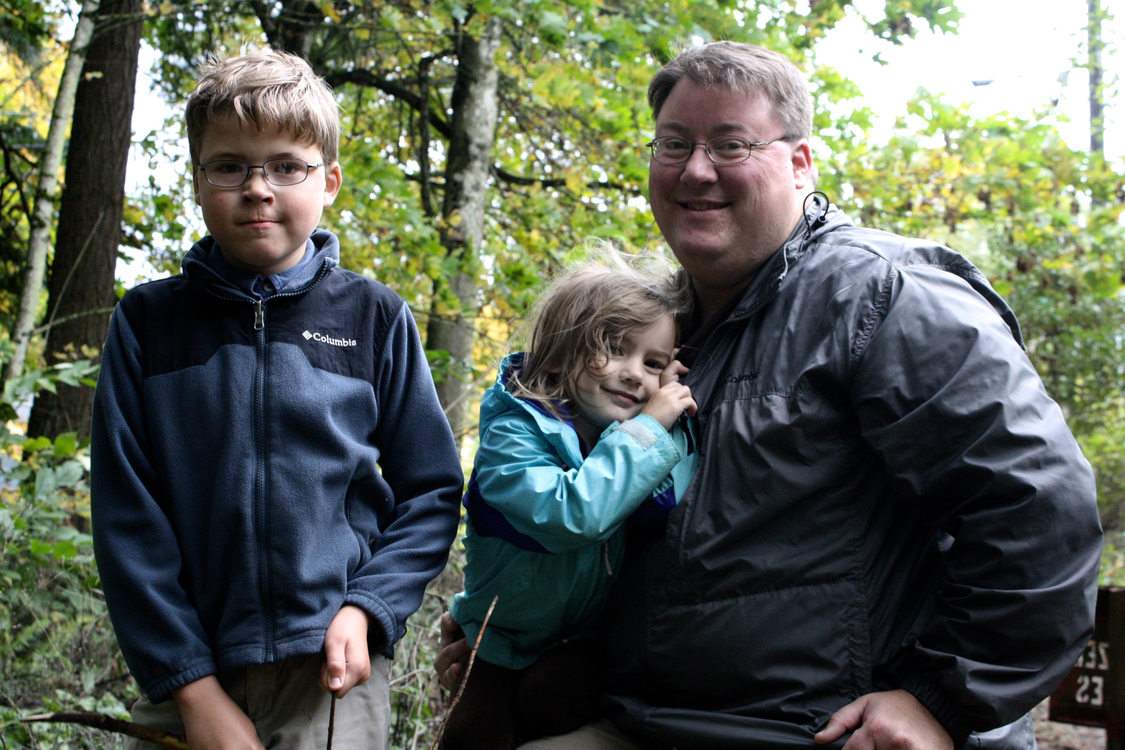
[186,260,336,659]
[253,296,274,658]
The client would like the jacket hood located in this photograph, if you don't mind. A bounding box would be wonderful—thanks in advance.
[482,353,584,457]
[727,193,1023,345]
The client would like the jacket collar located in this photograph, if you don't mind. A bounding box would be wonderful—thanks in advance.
[181,229,340,299]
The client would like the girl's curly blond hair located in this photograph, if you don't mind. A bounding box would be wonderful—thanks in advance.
[509,246,692,419]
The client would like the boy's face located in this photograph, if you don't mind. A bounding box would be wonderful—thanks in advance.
[193,113,342,276]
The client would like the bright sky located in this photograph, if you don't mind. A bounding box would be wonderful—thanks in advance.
[816,0,1122,157]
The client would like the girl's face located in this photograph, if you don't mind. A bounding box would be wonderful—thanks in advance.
[570,315,676,446]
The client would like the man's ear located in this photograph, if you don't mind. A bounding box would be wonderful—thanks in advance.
[791,139,815,191]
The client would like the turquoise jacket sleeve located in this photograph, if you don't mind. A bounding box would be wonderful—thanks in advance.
[473,412,684,554]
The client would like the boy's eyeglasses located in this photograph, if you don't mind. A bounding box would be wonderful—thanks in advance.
[197,159,325,188]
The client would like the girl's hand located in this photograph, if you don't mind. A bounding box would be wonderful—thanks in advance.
[642,360,696,431]
[434,611,470,692]
[660,359,690,387]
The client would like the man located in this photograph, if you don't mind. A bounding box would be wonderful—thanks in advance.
[440,42,1102,749]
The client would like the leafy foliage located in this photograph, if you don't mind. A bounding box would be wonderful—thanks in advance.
[134,0,962,433]
[819,88,1125,531]
[0,32,67,338]
[0,357,133,749]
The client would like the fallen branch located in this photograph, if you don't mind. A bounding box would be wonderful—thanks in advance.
[429,594,499,750]
[22,711,190,749]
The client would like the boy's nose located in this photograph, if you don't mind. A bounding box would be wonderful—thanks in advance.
[242,168,275,196]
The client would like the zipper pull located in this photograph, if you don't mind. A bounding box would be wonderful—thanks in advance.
[254,299,264,331]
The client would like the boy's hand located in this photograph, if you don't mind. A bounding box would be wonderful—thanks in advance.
[173,676,264,750]
[641,360,696,431]
[320,604,373,698]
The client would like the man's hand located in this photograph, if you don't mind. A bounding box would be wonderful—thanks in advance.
[173,676,264,750]
[320,604,372,698]
[434,611,470,692]
[814,690,953,750]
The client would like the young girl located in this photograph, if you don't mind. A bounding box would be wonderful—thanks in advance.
[440,251,697,749]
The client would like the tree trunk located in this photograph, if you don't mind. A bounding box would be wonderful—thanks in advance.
[27,0,142,440]
[425,17,501,440]
[6,0,100,383]
[1087,0,1105,159]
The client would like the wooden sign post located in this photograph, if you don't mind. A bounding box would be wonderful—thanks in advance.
[1049,587,1125,749]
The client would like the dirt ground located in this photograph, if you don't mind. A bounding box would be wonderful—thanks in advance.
[1034,698,1107,749]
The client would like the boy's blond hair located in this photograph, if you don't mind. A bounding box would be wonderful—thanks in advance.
[510,246,692,419]
[186,47,340,167]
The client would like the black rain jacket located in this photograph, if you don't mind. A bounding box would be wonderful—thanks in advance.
[602,201,1102,749]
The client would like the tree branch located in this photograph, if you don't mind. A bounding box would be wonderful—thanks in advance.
[22,712,190,749]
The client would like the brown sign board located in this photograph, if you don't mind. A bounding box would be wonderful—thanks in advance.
[1050,587,1123,748]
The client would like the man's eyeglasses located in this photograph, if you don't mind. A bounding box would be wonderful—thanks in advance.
[645,136,789,165]
[197,159,325,188]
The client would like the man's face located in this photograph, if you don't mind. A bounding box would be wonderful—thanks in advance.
[648,80,813,313]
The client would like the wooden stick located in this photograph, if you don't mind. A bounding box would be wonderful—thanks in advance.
[22,711,190,749]
[429,594,499,750]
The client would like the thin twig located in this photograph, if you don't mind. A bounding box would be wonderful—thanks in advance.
[428,594,498,750]
[326,692,336,750]
[22,711,190,749]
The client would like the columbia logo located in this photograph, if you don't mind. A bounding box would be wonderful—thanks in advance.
[302,329,358,348]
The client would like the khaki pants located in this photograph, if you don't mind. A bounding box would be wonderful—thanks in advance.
[124,652,391,750]
[515,720,647,750]
[514,713,1038,750]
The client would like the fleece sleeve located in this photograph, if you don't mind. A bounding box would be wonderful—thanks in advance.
[852,263,1102,740]
[343,303,464,653]
[90,304,218,702]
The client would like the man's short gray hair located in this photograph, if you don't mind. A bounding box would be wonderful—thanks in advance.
[648,42,812,141]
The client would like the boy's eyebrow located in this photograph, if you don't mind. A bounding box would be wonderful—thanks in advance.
[198,149,308,162]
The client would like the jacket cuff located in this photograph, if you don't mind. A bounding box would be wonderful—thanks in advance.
[143,658,217,705]
[613,414,673,449]
[900,673,973,747]
[345,592,396,658]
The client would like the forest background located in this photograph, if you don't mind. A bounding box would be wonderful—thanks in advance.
[0,0,1122,747]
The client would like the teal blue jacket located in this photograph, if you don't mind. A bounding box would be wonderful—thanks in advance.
[451,354,696,669]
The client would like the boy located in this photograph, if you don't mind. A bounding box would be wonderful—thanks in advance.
[91,48,464,749]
